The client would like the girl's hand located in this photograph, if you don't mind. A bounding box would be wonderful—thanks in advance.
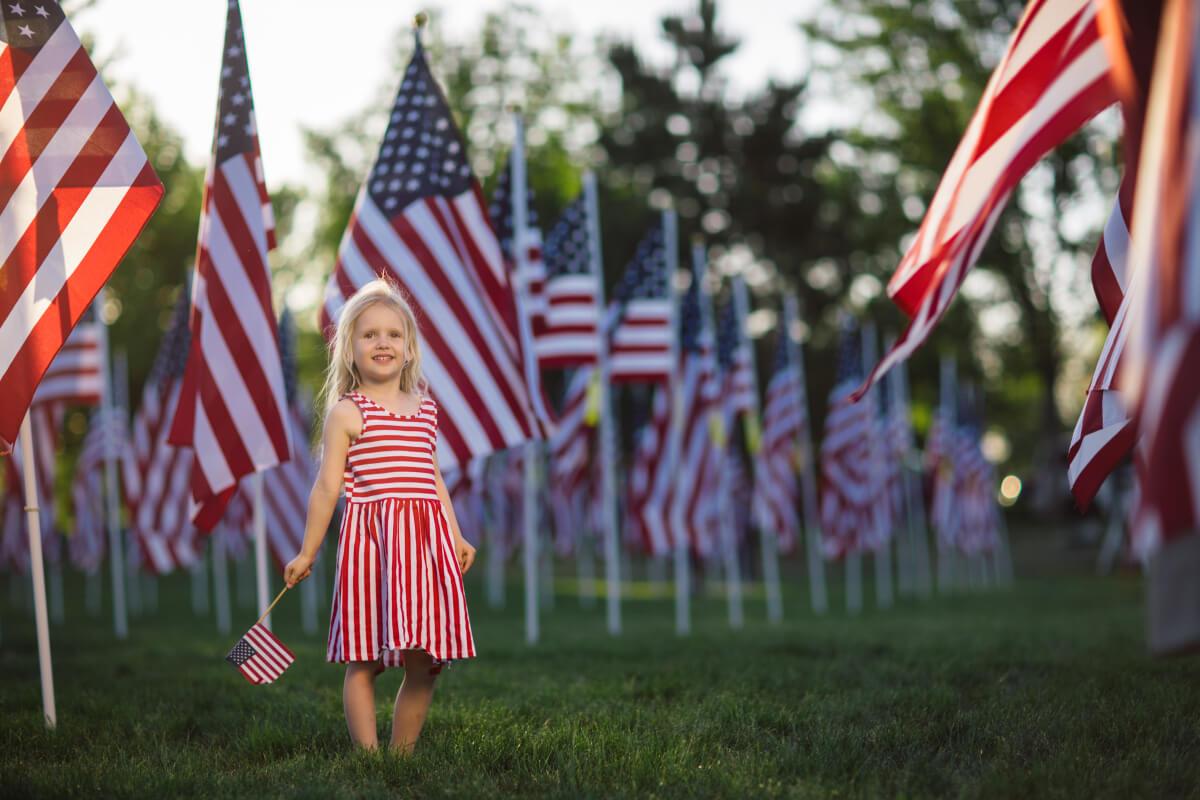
[454,537,476,574]
[284,552,315,587]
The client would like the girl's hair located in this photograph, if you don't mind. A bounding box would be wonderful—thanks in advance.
[320,278,426,417]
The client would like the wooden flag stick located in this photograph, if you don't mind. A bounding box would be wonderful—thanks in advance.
[255,586,289,628]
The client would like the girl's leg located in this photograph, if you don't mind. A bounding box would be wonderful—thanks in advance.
[344,661,381,749]
[388,649,438,754]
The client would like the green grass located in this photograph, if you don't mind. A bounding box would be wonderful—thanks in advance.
[1,554,1198,799]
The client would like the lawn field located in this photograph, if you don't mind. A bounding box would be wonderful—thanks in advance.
[1,540,1199,799]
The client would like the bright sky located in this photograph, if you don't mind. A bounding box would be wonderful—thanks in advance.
[75,0,820,190]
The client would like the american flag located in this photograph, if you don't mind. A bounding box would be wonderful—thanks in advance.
[715,299,756,421]
[667,256,719,558]
[126,288,200,574]
[539,191,601,368]
[608,219,673,384]
[1113,0,1200,562]
[68,406,126,574]
[258,310,313,569]
[319,37,539,473]
[851,0,1115,400]
[753,335,803,554]
[31,306,101,407]
[0,2,163,453]
[711,296,755,548]
[168,0,290,531]
[226,621,295,684]
[1,402,63,573]
[627,385,672,555]
[819,322,880,559]
[548,367,593,556]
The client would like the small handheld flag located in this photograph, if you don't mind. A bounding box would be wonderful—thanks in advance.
[225,587,294,684]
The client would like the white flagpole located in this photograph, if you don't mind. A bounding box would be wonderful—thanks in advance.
[252,472,270,629]
[18,413,57,729]
[662,209,689,636]
[510,111,540,645]
[937,355,958,594]
[213,528,232,635]
[733,276,781,624]
[96,299,128,639]
[583,171,623,635]
[861,322,893,609]
[784,296,828,614]
[697,243,742,630]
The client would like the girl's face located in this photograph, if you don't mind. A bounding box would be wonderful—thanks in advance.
[351,302,409,386]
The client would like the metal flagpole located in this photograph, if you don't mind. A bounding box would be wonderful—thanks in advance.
[662,209,690,636]
[96,296,128,639]
[861,322,893,609]
[252,472,271,629]
[510,111,541,645]
[213,528,232,635]
[784,296,827,614]
[733,276,781,623]
[18,413,56,728]
[696,243,741,630]
[584,171,623,634]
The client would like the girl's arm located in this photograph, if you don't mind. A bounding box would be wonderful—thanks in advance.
[433,452,476,574]
[283,400,359,587]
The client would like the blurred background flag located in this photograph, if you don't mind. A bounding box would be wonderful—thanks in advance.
[753,331,803,555]
[0,1,163,452]
[168,0,290,531]
[540,191,602,368]
[607,220,673,384]
[318,29,540,473]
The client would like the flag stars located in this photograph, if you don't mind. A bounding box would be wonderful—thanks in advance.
[231,92,245,106]
[8,3,24,16]
[16,22,32,37]
[34,4,46,16]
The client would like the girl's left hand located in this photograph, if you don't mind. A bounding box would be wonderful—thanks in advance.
[455,537,476,574]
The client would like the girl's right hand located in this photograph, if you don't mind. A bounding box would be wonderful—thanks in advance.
[284,553,314,587]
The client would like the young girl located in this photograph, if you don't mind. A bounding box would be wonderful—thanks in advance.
[284,278,476,753]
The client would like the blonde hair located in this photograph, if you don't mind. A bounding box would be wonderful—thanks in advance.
[321,278,426,417]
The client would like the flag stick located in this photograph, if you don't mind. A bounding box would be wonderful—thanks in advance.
[252,472,271,629]
[784,297,828,614]
[662,209,690,636]
[19,412,57,729]
[99,306,128,639]
[861,322,893,609]
[510,111,540,645]
[584,171,623,635]
[734,275,781,624]
[255,585,289,628]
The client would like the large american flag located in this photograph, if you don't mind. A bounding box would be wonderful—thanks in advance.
[819,323,880,559]
[851,0,1116,400]
[319,37,539,472]
[752,333,803,554]
[168,0,290,531]
[539,191,601,368]
[608,220,673,383]
[1114,0,1200,562]
[0,2,163,452]
[226,621,295,685]
[126,289,200,574]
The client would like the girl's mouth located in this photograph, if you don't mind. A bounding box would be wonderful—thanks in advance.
[372,354,394,362]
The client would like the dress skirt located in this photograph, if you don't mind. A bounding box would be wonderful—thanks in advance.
[326,497,476,671]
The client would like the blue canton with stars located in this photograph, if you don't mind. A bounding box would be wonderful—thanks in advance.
[834,317,862,384]
[678,266,705,355]
[612,221,668,307]
[0,2,63,51]
[543,193,592,280]
[214,1,258,165]
[488,154,539,264]
[225,637,256,667]
[715,299,741,370]
[368,40,474,215]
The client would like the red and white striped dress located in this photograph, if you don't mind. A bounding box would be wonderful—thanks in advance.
[326,391,475,671]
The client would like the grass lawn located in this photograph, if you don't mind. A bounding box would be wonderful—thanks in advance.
[1,544,1198,799]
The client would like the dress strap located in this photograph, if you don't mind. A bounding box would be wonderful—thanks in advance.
[341,391,372,435]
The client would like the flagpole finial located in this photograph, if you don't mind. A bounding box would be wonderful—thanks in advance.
[414,11,429,30]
